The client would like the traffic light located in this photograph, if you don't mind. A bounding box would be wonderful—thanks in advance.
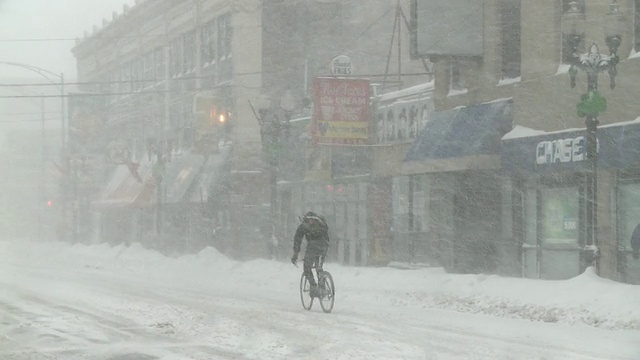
[193,95,224,134]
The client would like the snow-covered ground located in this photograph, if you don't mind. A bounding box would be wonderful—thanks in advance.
[1,239,639,359]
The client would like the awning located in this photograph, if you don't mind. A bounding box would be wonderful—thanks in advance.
[501,118,640,175]
[92,156,155,208]
[404,98,513,162]
[158,153,205,204]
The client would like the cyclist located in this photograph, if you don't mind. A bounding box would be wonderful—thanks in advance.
[291,211,329,297]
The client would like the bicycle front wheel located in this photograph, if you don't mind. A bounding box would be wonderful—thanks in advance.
[319,272,335,313]
[300,273,313,310]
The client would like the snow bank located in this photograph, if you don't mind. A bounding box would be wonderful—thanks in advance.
[4,240,640,330]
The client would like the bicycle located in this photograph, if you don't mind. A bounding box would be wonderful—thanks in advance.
[297,258,335,313]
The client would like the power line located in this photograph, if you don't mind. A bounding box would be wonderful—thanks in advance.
[0,72,430,90]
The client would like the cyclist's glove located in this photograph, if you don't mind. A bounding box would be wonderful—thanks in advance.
[291,254,298,265]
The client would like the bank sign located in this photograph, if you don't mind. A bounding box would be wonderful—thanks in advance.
[535,136,588,165]
[502,122,640,175]
[312,77,370,145]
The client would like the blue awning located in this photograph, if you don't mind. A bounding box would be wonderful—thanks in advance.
[404,99,513,162]
[501,119,640,175]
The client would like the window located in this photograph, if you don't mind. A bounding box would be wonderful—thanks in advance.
[618,183,640,251]
[561,0,585,64]
[169,38,182,77]
[392,175,430,234]
[392,176,410,233]
[201,20,217,65]
[183,31,196,73]
[143,52,154,85]
[154,47,165,81]
[217,13,232,60]
[450,57,466,93]
[500,0,521,80]
[131,58,143,91]
[562,0,584,14]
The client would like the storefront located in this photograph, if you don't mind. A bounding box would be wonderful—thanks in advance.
[399,98,515,273]
[502,119,640,282]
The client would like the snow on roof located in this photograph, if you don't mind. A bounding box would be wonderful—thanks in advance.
[502,117,640,140]
[379,81,434,102]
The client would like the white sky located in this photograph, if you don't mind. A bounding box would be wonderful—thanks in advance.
[0,0,135,79]
[1,239,639,359]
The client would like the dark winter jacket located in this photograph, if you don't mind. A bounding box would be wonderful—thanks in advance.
[293,215,329,257]
[631,224,640,252]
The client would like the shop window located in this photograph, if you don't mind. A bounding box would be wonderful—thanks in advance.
[392,176,410,233]
[540,187,579,246]
[393,176,429,233]
[618,183,640,251]
[500,0,521,80]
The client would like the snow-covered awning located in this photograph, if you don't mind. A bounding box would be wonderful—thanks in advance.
[92,156,155,209]
[404,98,513,163]
[501,117,640,175]
[156,153,205,205]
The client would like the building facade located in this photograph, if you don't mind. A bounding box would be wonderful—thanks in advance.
[405,0,640,283]
[71,0,430,259]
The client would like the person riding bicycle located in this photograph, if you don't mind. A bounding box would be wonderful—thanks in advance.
[291,211,329,297]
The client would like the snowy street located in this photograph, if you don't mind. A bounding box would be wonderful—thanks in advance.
[1,241,639,359]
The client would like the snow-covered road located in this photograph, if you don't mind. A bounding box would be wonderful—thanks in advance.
[1,241,639,359]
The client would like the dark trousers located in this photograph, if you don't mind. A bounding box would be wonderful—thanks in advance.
[303,253,324,286]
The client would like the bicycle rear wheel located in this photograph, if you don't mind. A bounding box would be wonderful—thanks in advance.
[318,272,335,313]
[300,273,313,310]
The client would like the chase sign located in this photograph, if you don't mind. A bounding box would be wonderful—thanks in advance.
[536,136,586,165]
[502,121,640,175]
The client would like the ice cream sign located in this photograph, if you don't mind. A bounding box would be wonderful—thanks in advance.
[536,136,590,165]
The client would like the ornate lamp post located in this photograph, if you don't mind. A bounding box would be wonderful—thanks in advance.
[563,1,624,267]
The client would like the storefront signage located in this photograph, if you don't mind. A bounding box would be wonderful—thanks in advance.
[312,77,370,145]
[536,136,585,165]
[502,121,640,175]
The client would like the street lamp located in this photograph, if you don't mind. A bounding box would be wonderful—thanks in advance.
[251,92,295,258]
[563,1,623,268]
[0,62,65,145]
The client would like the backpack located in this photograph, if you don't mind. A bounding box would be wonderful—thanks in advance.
[301,213,328,238]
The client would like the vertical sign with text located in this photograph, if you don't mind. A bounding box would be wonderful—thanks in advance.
[312,77,370,145]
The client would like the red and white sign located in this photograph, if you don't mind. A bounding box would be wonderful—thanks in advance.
[312,77,370,145]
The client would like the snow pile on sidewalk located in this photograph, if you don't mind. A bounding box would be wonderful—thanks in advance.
[4,240,640,330]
